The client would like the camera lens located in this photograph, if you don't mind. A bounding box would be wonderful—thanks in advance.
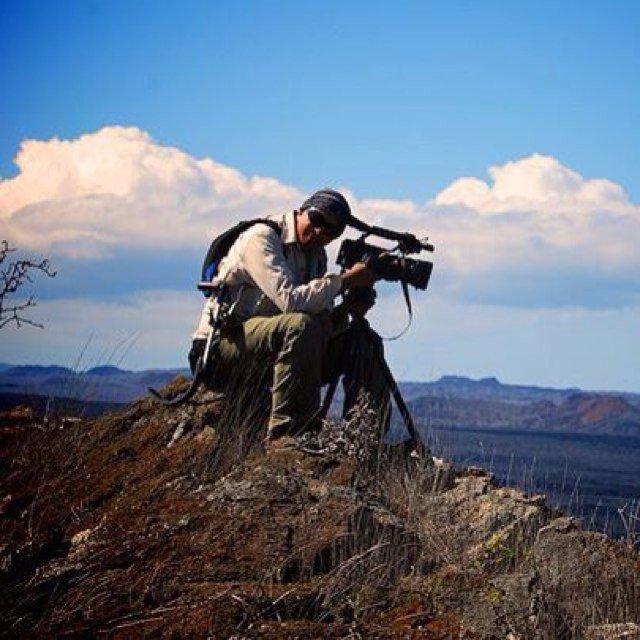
[404,258,433,290]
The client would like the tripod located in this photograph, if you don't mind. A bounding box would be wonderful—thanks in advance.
[320,317,429,458]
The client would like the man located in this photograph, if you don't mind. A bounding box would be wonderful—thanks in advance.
[191,189,388,448]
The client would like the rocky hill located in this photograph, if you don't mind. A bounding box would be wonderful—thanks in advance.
[1,378,639,638]
[529,393,640,434]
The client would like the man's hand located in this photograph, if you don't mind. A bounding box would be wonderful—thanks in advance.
[341,262,377,289]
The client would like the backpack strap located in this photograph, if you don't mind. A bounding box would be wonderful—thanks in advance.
[200,218,282,297]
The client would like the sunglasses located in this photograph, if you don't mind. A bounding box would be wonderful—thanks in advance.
[306,207,342,238]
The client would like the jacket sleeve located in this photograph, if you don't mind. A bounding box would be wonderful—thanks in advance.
[240,226,342,314]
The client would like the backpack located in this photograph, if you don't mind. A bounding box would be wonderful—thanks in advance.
[199,218,282,297]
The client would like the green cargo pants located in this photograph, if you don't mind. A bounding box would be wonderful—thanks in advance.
[191,310,390,439]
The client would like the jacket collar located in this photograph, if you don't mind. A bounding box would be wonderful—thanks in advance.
[281,210,298,245]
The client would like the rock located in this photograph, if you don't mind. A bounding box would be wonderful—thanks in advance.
[536,515,579,539]
[167,420,187,447]
[195,425,217,444]
[462,570,541,638]
[70,528,92,547]
[431,458,456,491]
[584,623,640,640]
[531,518,640,637]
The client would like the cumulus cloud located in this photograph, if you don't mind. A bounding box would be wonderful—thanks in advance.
[1,128,639,308]
[424,154,640,307]
[0,127,302,257]
[433,154,631,214]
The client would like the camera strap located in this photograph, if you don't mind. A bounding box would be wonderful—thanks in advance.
[382,280,413,342]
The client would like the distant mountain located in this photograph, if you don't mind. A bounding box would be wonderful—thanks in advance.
[2,365,73,378]
[85,366,131,376]
[407,390,640,437]
[0,365,188,404]
[398,375,580,404]
[525,393,640,435]
[1,365,639,436]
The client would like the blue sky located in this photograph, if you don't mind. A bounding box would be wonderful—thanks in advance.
[3,1,639,200]
[1,1,639,391]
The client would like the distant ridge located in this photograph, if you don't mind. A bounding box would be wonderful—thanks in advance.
[1,365,639,434]
[398,374,581,404]
[2,365,73,378]
[0,365,187,404]
[406,388,640,437]
[85,365,131,376]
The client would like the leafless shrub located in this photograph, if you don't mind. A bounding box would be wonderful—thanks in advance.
[317,530,422,623]
[618,499,640,550]
[0,240,57,329]
[315,391,389,480]
[254,396,438,624]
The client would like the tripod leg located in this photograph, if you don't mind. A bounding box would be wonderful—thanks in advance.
[319,374,340,421]
[366,334,429,457]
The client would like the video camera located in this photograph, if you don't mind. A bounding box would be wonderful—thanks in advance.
[337,216,435,290]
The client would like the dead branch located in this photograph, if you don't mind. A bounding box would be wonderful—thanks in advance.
[0,239,57,329]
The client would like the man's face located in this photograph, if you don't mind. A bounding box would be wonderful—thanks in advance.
[295,210,340,252]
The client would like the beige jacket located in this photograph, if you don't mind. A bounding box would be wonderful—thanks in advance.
[193,210,343,339]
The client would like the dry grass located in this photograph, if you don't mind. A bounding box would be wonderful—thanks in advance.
[2,382,639,638]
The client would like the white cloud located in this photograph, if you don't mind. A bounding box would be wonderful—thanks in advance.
[0,127,302,257]
[1,128,639,307]
[433,153,631,214]
[426,155,640,304]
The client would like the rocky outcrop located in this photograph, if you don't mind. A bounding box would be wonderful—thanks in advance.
[1,379,639,638]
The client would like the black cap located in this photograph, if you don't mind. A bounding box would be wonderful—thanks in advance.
[300,189,351,236]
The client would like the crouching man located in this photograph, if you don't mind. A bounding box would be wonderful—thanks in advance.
[190,189,389,450]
